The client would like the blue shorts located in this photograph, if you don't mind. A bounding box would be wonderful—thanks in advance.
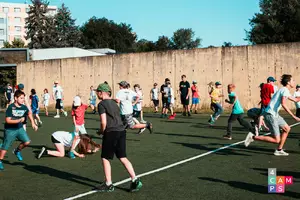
[192,97,199,104]
[90,100,96,106]
[32,108,40,114]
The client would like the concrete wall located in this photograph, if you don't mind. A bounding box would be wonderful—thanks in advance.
[17,42,300,109]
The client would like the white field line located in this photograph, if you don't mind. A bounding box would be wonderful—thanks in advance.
[64,122,300,200]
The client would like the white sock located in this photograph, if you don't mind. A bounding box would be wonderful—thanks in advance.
[106,181,112,186]
[132,177,137,182]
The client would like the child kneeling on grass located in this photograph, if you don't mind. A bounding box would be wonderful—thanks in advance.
[0,90,38,170]
[38,132,101,159]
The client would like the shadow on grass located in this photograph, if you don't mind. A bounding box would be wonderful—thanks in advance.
[192,123,252,134]
[2,161,99,187]
[154,132,223,140]
[198,177,300,198]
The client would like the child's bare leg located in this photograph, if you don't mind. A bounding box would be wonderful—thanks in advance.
[119,157,136,180]
[102,158,112,184]
[47,143,65,157]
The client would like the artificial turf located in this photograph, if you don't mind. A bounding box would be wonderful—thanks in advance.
[0,112,299,200]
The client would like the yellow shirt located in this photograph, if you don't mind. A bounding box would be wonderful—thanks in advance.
[211,88,220,103]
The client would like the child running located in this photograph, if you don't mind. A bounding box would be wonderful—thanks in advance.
[191,81,200,114]
[133,84,146,123]
[245,74,300,156]
[160,78,170,118]
[223,84,257,140]
[294,84,300,117]
[209,82,224,125]
[95,82,143,192]
[16,83,32,131]
[150,83,160,113]
[30,89,42,126]
[167,82,176,120]
[38,132,100,159]
[0,90,38,170]
[42,88,50,116]
[72,96,89,135]
[247,107,269,132]
[89,86,97,114]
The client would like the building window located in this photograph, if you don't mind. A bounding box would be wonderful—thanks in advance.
[0,40,4,47]
[14,8,21,13]
[0,18,4,24]
[14,35,21,40]
[15,26,21,32]
[3,7,9,13]
[0,29,4,35]
[15,17,21,23]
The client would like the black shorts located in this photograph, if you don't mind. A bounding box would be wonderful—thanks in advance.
[180,95,190,105]
[162,98,168,108]
[152,99,159,107]
[51,135,60,144]
[6,99,11,104]
[101,130,126,160]
[296,108,300,118]
[133,110,141,118]
[55,99,62,109]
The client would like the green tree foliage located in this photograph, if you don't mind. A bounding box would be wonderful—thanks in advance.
[2,39,26,48]
[170,28,201,49]
[80,17,136,52]
[246,0,300,44]
[135,39,156,52]
[222,42,233,47]
[155,36,172,51]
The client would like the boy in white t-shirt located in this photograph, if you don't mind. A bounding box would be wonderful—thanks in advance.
[150,83,160,113]
[294,84,300,117]
[52,81,67,118]
[133,84,146,123]
[245,74,300,156]
[167,82,176,120]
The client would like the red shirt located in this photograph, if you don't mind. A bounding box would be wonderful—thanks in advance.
[191,85,199,98]
[71,104,88,125]
[260,83,274,107]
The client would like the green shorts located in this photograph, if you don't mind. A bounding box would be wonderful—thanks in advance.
[1,128,30,150]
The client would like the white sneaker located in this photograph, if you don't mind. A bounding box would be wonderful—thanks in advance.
[244,132,254,147]
[38,147,46,159]
[39,121,43,126]
[54,115,60,118]
[140,120,147,124]
[274,149,289,156]
[138,128,146,134]
[63,111,68,117]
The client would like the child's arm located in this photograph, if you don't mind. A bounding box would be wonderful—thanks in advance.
[27,111,38,131]
[70,135,84,157]
[73,115,77,128]
[282,96,300,121]
[288,96,300,103]
[5,117,25,124]
[99,113,107,134]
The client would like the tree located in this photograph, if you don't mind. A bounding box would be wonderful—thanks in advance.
[26,0,56,48]
[135,39,156,52]
[170,28,201,49]
[2,39,26,48]
[246,0,300,44]
[55,4,82,47]
[155,36,172,51]
[222,42,233,47]
[80,17,136,52]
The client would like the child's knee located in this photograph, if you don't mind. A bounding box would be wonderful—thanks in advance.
[58,152,65,157]
[23,141,30,146]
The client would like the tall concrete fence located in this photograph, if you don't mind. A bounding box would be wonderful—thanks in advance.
[17,42,300,110]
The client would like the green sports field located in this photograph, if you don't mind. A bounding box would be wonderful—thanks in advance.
[0,111,299,200]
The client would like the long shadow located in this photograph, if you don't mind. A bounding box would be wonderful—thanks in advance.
[192,123,251,133]
[172,142,251,157]
[198,177,300,198]
[252,168,300,179]
[154,132,223,140]
[163,120,194,124]
[3,161,99,187]
[90,135,139,142]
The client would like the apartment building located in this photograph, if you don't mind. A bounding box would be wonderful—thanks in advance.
[0,2,57,47]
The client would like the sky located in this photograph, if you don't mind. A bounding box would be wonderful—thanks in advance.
[2,0,261,47]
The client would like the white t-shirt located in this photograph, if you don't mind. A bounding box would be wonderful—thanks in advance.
[133,90,143,111]
[90,90,96,100]
[116,89,137,115]
[294,91,300,109]
[43,93,50,102]
[53,85,63,100]
[273,85,278,93]
[168,87,175,104]
[265,87,291,116]
[52,131,80,148]
[151,88,159,100]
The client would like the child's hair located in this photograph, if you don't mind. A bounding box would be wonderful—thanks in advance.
[90,86,93,89]
[126,83,131,88]
[208,81,214,94]
[77,135,101,154]
[104,81,108,84]
[44,88,48,93]
[134,84,140,88]
[14,90,25,98]
[181,75,186,78]
[259,83,264,89]
[154,83,157,86]
[228,84,236,90]
[280,74,292,86]
[31,89,36,95]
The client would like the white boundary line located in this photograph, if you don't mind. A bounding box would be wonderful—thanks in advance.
[64,122,300,200]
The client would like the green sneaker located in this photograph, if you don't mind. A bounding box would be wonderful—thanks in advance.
[95,182,115,192]
[130,178,142,192]
[0,161,4,170]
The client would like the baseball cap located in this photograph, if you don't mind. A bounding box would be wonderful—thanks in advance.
[18,83,24,90]
[192,80,197,84]
[54,80,59,84]
[215,81,222,86]
[96,83,112,92]
[73,96,81,106]
[267,76,276,82]
[296,84,300,89]
[165,78,170,82]
[118,81,128,87]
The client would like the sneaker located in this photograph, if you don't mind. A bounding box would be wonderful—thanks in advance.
[146,122,153,134]
[0,143,2,148]
[244,132,254,147]
[160,114,164,118]
[38,121,43,127]
[274,149,289,156]
[92,110,96,114]
[164,114,168,118]
[130,178,143,192]
[46,111,48,116]
[138,128,146,134]
[63,111,68,117]
[0,161,3,170]
[69,151,75,159]
[173,113,177,117]
[38,147,46,159]
[54,115,60,118]
[183,112,186,116]
[188,112,191,117]
[34,119,38,125]
[140,120,147,124]
[195,110,198,114]
[168,115,175,120]
[13,149,23,161]
[95,182,115,192]
[223,135,232,140]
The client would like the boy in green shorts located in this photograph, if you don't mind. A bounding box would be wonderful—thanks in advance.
[0,90,38,170]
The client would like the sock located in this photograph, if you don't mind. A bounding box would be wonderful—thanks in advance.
[277,148,282,151]
[106,181,112,186]
[252,136,255,140]
[132,177,137,182]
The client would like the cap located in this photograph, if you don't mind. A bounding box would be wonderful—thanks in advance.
[118,81,128,87]
[73,96,81,106]
[54,80,59,84]
[165,78,170,82]
[267,76,276,82]
[215,81,222,86]
[296,84,300,89]
[7,83,10,86]
[192,80,197,84]
[96,83,112,92]
[18,83,24,90]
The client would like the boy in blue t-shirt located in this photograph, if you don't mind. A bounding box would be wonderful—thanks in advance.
[30,89,42,126]
[223,84,257,140]
[0,90,38,170]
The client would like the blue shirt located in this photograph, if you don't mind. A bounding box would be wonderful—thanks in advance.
[30,94,39,110]
[228,92,244,114]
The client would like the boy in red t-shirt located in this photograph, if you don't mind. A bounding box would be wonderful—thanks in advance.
[191,81,200,114]
[71,96,89,135]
